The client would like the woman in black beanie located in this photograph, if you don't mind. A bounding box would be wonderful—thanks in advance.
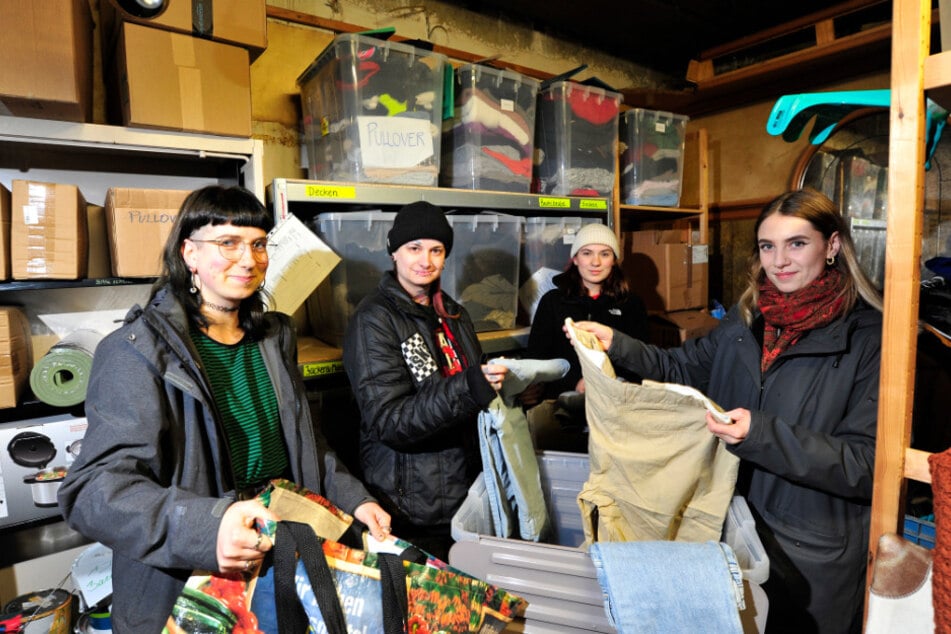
[342,201,507,560]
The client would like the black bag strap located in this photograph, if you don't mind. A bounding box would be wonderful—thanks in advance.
[273,521,348,634]
[377,544,428,634]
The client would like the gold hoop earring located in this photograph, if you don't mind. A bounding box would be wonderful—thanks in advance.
[826,255,836,266]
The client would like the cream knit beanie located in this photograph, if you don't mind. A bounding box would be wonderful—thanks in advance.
[570,223,621,260]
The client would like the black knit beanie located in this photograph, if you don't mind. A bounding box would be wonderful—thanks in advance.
[386,201,453,255]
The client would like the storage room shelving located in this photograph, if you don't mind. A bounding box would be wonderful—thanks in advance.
[867,0,946,601]
[268,177,613,377]
[0,115,264,565]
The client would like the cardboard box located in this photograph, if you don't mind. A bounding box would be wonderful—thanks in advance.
[86,203,111,279]
[0,307,33,409]
[0,184,10,280]
[105,188,189,278]
[11,180,88,280]
[624,229,709,312]
[100,0,267,58]
[0,0,94,122]
[110,22,252,137]
[649,309,721,348]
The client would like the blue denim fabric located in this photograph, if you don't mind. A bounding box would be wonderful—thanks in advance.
[589,540,744,634]
[249,561,278,633]
[478,358,569,540]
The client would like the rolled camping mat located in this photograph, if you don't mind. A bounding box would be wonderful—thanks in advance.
[29,329,104,407]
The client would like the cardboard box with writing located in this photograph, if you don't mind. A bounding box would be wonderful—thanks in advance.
[100,0,267,58]
[624,229,709,312]
[11,180,88,280]
[649,309,721,348]
[108,22,252,137]
[106,188,189,277]
[0,0,94,122]
[0,307,33,409]
[0,184,10,280]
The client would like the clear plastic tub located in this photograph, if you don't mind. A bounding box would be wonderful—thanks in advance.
[441,64,540,192]
[297,34,447,186]
[532,81,622,197]
[619,108,689,206]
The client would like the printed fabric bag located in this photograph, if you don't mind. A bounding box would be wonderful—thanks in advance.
[162,479,355,634]
[276,523,527,634]
[163,479,527,633]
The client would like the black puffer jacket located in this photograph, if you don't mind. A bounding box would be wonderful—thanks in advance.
[343,272,496,529]
[608,302,882,634]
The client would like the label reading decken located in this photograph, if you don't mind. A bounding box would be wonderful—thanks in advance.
[305,184,357,200]
[538,197,571,209]
[302,360,345,378]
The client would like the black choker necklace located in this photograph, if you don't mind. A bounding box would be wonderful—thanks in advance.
[204,301,239,313]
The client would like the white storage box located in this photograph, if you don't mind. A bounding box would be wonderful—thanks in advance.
[519,216,604,323]
[443,213,524,332]
[441,64,540,193]
[619,108,689,206]
[450,451,769,632]
[297,33,447,186]
[306,211,395,347]
[532,81,622,197]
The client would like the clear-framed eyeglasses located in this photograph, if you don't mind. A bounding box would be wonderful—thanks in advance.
[189,236,271,263]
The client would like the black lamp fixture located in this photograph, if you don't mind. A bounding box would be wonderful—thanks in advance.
[111,0,168,19]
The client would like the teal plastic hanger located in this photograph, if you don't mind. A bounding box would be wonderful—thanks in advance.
[766,90,949,169]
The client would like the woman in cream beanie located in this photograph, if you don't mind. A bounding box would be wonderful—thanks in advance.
[522,222,649,409]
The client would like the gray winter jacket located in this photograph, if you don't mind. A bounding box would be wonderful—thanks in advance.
[343,272,496,530]
[58,287,375,634]
[608,302,881,634]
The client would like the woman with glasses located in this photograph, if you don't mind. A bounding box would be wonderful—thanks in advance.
[58,185,390,633]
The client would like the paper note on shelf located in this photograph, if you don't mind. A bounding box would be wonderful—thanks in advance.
[264,214,342,315]
[642,379,733,424]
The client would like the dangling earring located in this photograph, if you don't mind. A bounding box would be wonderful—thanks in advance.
[826,255,837,266]
[190,271,200,294]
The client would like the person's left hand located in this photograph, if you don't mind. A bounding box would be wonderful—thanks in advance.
[706,407,751,445]
[354,502,392,541]
[482,363,508,392]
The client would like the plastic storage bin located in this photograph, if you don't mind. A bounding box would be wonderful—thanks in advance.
[904,514,936,549]
[519,216,604,323]
[297,34,447,186]
[442,213,524,332]
[305,211,395,347]
[441,64,540,193]
[619,108,689,206]
[532,80,622,197]
[450,451,769,632]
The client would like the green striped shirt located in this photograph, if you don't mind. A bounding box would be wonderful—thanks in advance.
[190,328,288,490]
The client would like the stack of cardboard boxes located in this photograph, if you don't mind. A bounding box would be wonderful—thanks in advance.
[623,226,720,346]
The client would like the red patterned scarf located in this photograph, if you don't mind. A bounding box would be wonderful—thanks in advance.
[757,268,846,373]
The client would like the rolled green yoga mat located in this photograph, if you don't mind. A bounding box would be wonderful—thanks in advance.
[30,329,104,407]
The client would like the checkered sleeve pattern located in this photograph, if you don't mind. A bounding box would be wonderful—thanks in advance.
[401,332,438,383]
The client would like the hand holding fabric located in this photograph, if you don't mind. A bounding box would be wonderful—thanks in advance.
[567,320,614,351]
[707,408,750,445]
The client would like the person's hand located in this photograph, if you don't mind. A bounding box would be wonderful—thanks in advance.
[574,378,586,394]
[354,502,392,541]
[519,382,544,407]
[216,499,278,574]
[566,320,614,351]
[482,363,508,392]
[706,408,751,445]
